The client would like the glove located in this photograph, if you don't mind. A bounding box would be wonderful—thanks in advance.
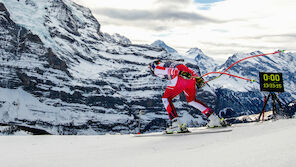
[179,71,192,80]
[149,60,160,75]
[195,77,205,89]
[149,62,155,75]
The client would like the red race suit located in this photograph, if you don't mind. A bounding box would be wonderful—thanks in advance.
[153,62,213,120]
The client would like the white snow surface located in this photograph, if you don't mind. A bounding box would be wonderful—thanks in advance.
[1,118,296,167]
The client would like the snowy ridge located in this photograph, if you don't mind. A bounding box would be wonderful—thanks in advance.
[185,47,217,74]
[0,0,205,134]
[211,51,296,116]
[0,0,295,135]
[152,45,296,117]
[151,40,177,54]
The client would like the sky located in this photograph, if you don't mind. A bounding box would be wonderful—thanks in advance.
[72,0,296,62]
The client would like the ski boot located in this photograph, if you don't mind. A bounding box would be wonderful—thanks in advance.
[207,113,230,128]
[165,117,190,134]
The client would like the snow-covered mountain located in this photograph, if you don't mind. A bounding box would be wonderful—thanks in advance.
[211,51,296,117]
[101,32,132,45]
[0,0,206,134]
[150,42,217,75]
[0,0,294,135]
[152,44,296,119]
[151,40,177,54]
[185,48,217,74]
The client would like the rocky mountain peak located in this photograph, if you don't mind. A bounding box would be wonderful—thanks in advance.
[186,48,203,56]
[184,48,217,74]
[151,40,177,53]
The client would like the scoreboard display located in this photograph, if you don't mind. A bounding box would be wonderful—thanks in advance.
[259,72,284,92]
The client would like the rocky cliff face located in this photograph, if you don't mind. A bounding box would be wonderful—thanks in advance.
[0,0,206,134]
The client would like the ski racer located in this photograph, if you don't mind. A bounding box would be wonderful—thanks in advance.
[149,59,226,134]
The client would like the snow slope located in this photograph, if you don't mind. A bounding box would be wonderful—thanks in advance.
[0,118,295,167]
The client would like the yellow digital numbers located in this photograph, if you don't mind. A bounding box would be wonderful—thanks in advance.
[259,72,284,92]
[262,74,281,82]
[263,83,282,89]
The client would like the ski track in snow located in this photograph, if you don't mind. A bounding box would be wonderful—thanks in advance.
[0,118,296,167]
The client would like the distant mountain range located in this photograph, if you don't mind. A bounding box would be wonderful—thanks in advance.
[154,41,296,117]
[0,0,295,135]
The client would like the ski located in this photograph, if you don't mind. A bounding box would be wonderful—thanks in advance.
[132,127,232,137]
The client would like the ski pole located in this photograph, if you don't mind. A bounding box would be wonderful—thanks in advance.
[137,110,143,134]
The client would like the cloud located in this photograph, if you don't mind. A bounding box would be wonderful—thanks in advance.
[93,7,217,23]
[194,0,224,4]
[155,0,192,5]
[154,0,192,8]
[200,41,277,51]
[91,5,221,32]
[101,20,171,32]
[236,33,296,40]
[72,0,296,61]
